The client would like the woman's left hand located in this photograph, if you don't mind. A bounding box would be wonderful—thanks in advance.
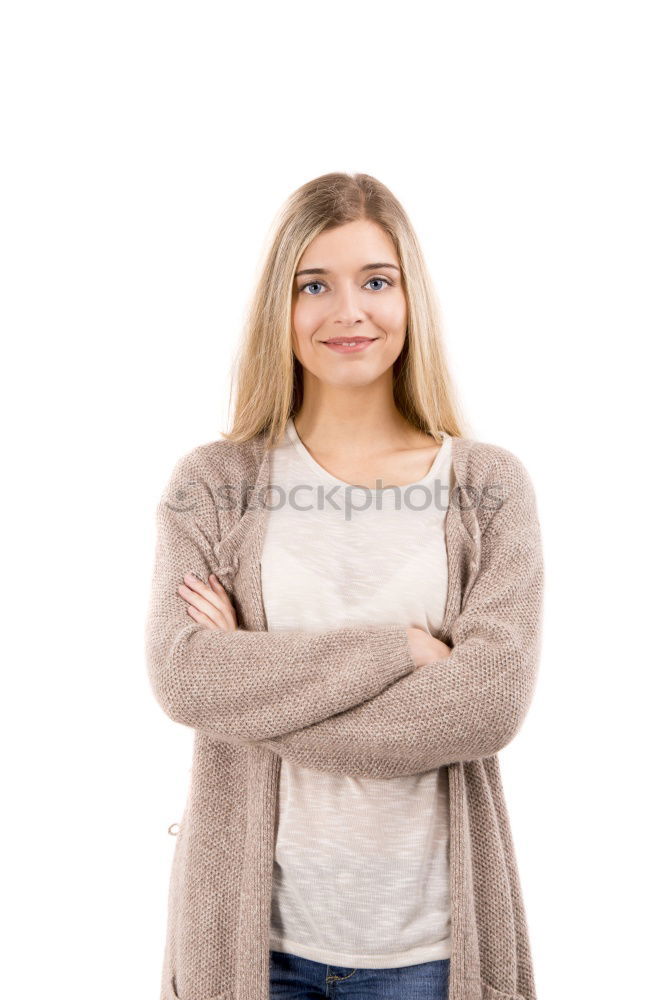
[177,572,238,631]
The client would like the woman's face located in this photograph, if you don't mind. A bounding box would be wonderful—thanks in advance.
[291,219,407,389]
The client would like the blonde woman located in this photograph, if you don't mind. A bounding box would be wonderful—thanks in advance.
[145,172,544,1000]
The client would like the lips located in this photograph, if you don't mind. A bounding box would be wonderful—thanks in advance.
[320,337,379,354]
[322,337,377,344]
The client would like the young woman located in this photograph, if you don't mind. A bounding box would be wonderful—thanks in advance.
[145,172,544,1000]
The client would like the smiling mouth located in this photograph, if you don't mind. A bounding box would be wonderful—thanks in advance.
[319,337,379,354]
[321,337,378,345]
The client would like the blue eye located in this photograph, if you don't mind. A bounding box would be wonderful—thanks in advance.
[365,277,391,291]
[298,276,393,295]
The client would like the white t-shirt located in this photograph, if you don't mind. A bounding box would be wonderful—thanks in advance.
[263,417,453,968]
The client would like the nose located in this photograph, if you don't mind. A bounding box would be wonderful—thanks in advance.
[331,284,366,326]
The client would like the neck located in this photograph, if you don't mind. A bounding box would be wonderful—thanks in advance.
[295,373,418,455]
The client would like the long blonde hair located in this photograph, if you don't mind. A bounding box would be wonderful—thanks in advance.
[221,172,468,447]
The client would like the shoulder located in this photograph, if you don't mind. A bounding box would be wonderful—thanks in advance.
[159,435,266,522]
[453,435,535,485]
[451,435,539,532]
[167,435,265,485]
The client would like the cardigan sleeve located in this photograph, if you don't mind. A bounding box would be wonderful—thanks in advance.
[253,450,544,777]
[144,447,416,742]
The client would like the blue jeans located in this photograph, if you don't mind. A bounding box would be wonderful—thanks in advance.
[269,949,450,999]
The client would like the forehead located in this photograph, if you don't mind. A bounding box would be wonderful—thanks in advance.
[297,219,399,271]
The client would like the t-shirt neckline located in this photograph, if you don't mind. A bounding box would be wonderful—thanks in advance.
[285,417,451,492]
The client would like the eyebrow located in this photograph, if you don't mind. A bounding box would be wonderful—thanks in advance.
[294,262,401,278]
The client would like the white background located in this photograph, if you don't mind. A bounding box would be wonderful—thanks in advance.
[2,2,667,997]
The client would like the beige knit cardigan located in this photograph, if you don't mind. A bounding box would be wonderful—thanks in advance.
[144,428,544,1000]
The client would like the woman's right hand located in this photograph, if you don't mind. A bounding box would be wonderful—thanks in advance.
[178,572,238,631]
[406,627,453,668]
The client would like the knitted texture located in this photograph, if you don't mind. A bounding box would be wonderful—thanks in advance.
[144,430,544,1000]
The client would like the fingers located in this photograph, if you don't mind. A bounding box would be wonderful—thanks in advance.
[177,572,237,631]
[186,604,220,629]
[177,579,222,622]
[180,572,229,612]
[207,574,238,629]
